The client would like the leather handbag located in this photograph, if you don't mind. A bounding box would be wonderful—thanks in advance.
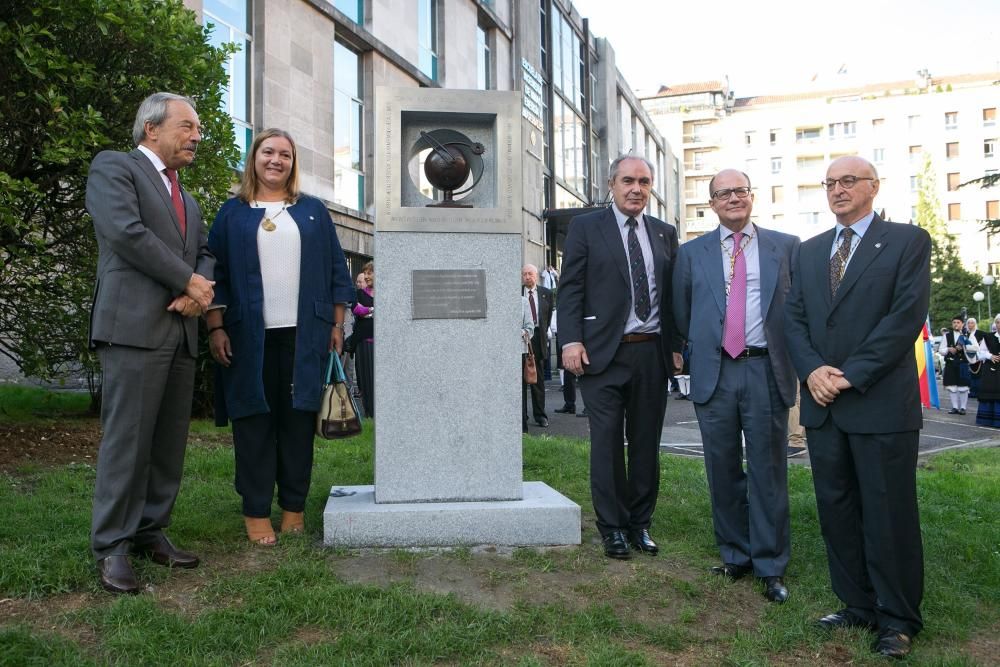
[523,343,538,384]
[316,353,363,439]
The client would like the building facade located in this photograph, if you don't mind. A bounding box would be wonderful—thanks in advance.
[184,0,677,275]
[643,72,1000,274]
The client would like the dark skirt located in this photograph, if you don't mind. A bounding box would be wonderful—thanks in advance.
[942,359,969,387]
[976,399,1000,428]
[976,361,1000,400]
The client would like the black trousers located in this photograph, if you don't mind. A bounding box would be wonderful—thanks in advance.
[355,338,374,419]
[231,327,316,518]
[522,332,547,426]
[580,339,667,536]
[562,370,577,408]
[807,418,923,636]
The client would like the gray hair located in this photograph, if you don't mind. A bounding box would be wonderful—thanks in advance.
[132,92,196,146]
[609,155,655,183]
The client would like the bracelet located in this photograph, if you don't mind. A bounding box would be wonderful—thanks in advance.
[333,323,345,330]
[207,325,225,335]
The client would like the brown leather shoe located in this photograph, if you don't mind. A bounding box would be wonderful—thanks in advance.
[133,535,200,569]
[98,555,140,594]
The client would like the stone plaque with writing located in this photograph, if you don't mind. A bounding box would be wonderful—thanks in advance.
[411,269,487,319]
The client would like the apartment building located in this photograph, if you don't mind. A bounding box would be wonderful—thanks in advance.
[184,0,677,273]
[642,72,1000,273]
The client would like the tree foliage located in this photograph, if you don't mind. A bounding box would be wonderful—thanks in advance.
[914,155,982,329]
[1,0,237,407]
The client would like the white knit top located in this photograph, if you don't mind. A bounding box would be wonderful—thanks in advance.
[253,200,301,329]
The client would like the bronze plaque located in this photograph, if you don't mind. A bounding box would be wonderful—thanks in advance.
[411,269,487,319]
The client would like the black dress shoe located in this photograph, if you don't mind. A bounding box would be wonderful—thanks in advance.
[133,535,200,569]
[535,417,549,427]
[959,408,966,415]
[628,528,658,555]
[872,628,912,659]
[710,563,752,580]
[601,530,632,560]
[948,408,960,414]
[554,405,576,414]
[817,608,877,631]
[98,555,140,595]
[576,409,589,418]
[762,576,789,603]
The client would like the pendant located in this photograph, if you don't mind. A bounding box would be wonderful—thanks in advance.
[261,217,276,232]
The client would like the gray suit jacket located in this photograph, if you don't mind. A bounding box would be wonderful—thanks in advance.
[673,225,799,406]
[86,149,214,357]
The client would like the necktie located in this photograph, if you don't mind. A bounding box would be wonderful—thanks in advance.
[164,168,187,238]
[626,217,651,321]
[829,227,854,296]
[723,232,747,358]
[528,290,538,325]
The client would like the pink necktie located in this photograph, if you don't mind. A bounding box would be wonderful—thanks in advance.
[723,232,746,358]
[164,168,186,238]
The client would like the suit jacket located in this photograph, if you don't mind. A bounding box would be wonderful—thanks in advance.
[784,214,931,433]
[558,207,681,375]
[525,285,553,350]
[86,149,214,357]
[673,226,800,406]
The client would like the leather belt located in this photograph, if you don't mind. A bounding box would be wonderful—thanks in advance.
[727,346,768,359]
[621,333,659,344]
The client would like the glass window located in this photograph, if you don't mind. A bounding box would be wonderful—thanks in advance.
[947,172,961,191]
[539,0,547,71]
[908,115,921,130]
[333,42,364,211]
[335,0,362,23]
[986,139,997,158]
[987,201,999,219]
[910,175,920,192]
[769,129,778,145]
[417,0,438,80]
[745,130,755,146]
[948,203,961,220]
[873,148,885,163]
[771,185,783,203]
[770,157,781,174]
[872,118,885,129]
[795,127,821,142]
[985,108,997,127]
[909,145,922,164]
[946,142,960,159]
[204,0,252,168]
[945,111,958,129]
[476,26,491,90]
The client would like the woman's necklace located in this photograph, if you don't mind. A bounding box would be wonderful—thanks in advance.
[254,200,287,232]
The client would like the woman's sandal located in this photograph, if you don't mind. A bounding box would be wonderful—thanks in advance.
[280,510,304,534]
[244,516,277,546]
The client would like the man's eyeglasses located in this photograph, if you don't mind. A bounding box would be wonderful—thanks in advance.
[821,176,876,191]
[710,186,751,201]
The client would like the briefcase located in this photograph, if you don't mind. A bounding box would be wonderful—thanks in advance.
[316,353,362,439]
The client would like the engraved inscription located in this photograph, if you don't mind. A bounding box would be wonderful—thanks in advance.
[412,270,487,319]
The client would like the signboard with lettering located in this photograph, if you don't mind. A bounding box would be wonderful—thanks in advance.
[411,269,488,319]
[521,59,545,132]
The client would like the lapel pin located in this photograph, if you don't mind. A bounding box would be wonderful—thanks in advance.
[309,216,315,221]
[874,242,882,249]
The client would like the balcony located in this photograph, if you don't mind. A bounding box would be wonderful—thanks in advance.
[682,133,721,147]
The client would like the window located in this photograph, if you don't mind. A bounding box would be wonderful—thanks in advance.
[872,117,885,129]
[988,201,999,219]
[909,145,922,164]
[333,41,364,211]
[799,211,820,225]
[946,142,960,159]
[771,185,783,203]
[335,0,362,23]
[873,148,885,164]
[829,121,856,138]
[795,127,822,142]
[910,175,920,192]
[539,0,546,71]
[770,157,781,174]
[986,108,997,127]
[417,0,438,80]
[745,130,755,147]
[945,111,958,129]
[986,139,997,158]
[911,206,918,221]
[948,203,961,220]
[947,172,961,191]
[204,0,252,167]
[476,25,492,90]
[908,114,921,130]
[769,129,778,145]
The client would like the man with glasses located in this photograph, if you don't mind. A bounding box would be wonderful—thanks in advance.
[560,156,683,560]
[673,169,799,604]
[785,156,930,659]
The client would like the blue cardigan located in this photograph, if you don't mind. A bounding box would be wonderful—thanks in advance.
[209,195,354,424]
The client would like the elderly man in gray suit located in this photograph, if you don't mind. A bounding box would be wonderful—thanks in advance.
[86,92,215,594]
[673,169,799,603]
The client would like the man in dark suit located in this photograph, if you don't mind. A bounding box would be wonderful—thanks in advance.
[785,156,930,659]
[559,156,682,559]
[522,264,553,429]
[86,92,216,594]
[673,169,799,603]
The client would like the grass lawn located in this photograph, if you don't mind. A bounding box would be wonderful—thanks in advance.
[0,390,998,665]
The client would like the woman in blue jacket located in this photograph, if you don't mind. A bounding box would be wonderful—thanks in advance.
[205,129,354,545]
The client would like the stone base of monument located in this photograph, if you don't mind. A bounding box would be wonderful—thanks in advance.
[323,481,581,547]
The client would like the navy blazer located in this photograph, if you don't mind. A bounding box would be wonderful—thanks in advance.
[209,195,354,423]
[784,215,931,433]
[673,225,800,406]
[558,206,681,375]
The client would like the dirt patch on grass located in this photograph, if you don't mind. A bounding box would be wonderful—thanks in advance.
[0,422,102,473]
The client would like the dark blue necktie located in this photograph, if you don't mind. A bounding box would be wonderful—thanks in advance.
[626,217,651,321]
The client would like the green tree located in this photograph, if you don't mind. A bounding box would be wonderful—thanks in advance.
[914,155,981,328]
[1,0,237,409]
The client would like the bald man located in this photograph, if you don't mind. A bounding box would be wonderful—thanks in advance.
[522,264,553,429]
[785,156,931,659]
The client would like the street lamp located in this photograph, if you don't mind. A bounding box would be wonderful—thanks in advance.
[973,291,985,320]
[984,274,995,319]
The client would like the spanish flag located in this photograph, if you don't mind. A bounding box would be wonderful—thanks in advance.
[915,318,940,409]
